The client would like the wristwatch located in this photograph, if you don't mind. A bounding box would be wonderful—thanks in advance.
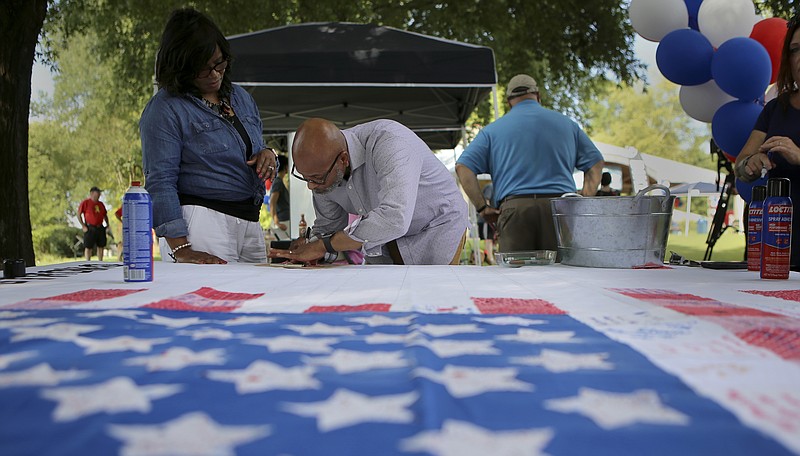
[321,235,337,254]
[476,204,488,213]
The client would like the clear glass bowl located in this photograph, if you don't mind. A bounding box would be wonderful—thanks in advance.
[495,250,556,268]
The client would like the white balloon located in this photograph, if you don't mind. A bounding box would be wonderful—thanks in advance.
[679,79,736,123]
[697,0,756,48]
[629,0,689,42]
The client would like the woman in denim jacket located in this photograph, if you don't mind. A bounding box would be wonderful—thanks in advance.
[140,8,278,264]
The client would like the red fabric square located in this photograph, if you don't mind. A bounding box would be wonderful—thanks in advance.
[610,288,716,303]
[735,327,800,361]
[41,288,146,302]
[472,297,566,315]
[665,305,782,317]
[144,287,263,313]
[743,289,800,302]
[304,304,392,313]
[192,287,264,301]
[6,289,146,309]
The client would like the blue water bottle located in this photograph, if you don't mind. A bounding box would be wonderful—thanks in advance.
[122,181,153,282]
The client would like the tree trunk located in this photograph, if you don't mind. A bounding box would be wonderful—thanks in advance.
[0,0,48,266]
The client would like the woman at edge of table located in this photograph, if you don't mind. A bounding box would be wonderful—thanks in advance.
[735,14,800,271]
[140,8,278,265]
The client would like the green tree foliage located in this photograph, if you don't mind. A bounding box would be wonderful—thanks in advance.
[29,32,139,257]
[756,0,796,18]
[584,80,713,169]
[43,0,644,120]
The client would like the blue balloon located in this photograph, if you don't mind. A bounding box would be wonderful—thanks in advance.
[656,29,714,86]
[711,100,763,160]
[685,0,702,30]
[736,176,768,204]
[711,37,772,101]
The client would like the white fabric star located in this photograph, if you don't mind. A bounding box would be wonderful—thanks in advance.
[141,314,204,328]
[283,389,417,432]
[0,317,62,329]
[0,363,89,387]
[497,328,576,344]
[79,310,147,319]
[74,336,171,354]
[285,322,356,336]
[10,323,102,342]
[364,333,410,345]
[544,388,690,430]
[412,339,499,358]
[41,377,182,422]
[473,316,547,326]
[347,315,415,327]
[244,336,338,354]
[124,347,226,371]
[304,349,407,374]
[415,365,534,398]
[177,328,235,340]
[107,411,270,456]
[0,350,37,369]
[511,350,614,373]
[221,316,278,326]
[400,420,554,456]
[0,311,28,318]
[415,323,484,337]
[207,360,320,394]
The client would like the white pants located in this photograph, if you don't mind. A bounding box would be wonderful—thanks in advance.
[160,205,266,263]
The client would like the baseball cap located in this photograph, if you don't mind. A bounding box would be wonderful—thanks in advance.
[90,186,102,193]
[506,74,538,99]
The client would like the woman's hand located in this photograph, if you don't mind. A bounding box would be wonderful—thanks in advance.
[173,248,227,264]
[760,136,800,165]
[738,152,774,182]
[247,148,278,182]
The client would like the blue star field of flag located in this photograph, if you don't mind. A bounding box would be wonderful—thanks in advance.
[0,309,792,456]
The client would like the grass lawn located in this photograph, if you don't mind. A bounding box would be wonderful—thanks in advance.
[35,230,746,267]
[666,229,745,263]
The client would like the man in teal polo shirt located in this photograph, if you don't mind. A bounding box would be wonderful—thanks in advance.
[456,74,604,255]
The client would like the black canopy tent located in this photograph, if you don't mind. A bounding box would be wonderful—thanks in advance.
[227,22,497,150]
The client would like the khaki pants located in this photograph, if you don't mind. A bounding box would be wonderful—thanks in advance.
[497,197,559,256]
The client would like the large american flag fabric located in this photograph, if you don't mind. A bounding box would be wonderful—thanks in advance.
[0,308,792,455]
[0,262,799,455]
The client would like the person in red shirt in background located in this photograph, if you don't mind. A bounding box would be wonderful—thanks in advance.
[78,186,110,261]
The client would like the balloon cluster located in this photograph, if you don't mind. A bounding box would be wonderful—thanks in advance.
[630,0,787,202]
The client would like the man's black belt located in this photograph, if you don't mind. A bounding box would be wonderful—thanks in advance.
[500,193,563,205]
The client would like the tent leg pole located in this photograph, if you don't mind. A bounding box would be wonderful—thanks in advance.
[492,86,500,121]
[460,125,482,267]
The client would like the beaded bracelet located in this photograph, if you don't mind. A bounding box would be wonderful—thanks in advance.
[168,242,192,263]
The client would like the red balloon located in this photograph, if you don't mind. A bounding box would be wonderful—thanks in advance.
[750,17,788,84]
[722,151,737,163]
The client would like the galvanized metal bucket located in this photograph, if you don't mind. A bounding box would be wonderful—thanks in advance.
[551,185,675,268]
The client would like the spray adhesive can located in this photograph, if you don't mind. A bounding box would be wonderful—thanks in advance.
[747,185,767,271]
[122,181,153,282]
[761,178,792,280]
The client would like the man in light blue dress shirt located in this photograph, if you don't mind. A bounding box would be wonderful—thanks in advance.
[269,118,468,265]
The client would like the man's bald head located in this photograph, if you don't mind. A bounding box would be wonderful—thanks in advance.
[292,118,349,192]
[292,118,346,170]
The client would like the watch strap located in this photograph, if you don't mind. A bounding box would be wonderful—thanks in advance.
[322,235,337,254]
